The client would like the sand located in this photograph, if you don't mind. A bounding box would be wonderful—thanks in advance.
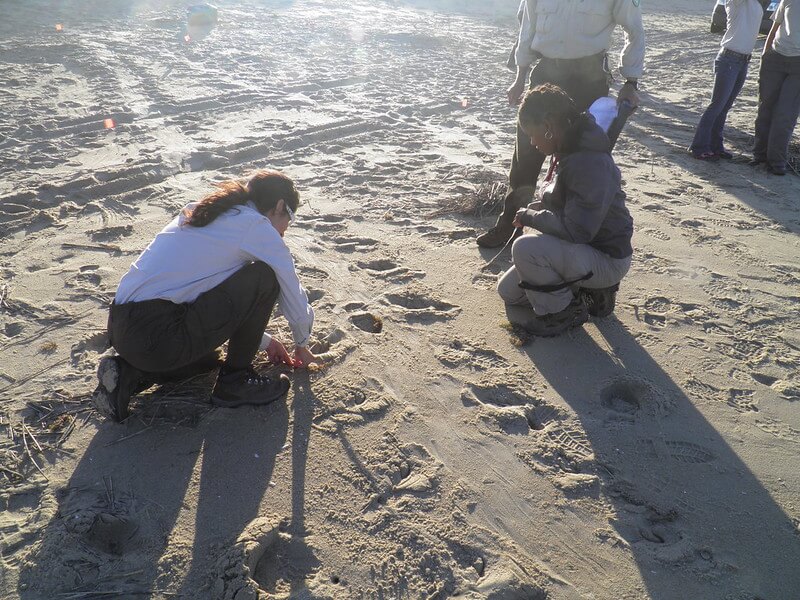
[1,0,799,598]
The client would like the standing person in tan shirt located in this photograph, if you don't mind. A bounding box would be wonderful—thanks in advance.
[754,0,800,175]
[476,0,645,248]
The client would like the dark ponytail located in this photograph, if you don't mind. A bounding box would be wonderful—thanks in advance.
[184,170,300,227]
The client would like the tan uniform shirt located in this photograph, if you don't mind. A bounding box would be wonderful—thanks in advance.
[515,0,645,79]
[773,0,800,57]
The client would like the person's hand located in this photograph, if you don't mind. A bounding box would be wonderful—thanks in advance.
[507,78,526,106]
[512,208,528,229]
[293,346,319,368]
[266,338,294,366]
[617,83,640,108]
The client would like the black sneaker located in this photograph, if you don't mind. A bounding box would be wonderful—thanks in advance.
[211,367,290,408]
[580,284,619,318]
[92,355,143,422]
[524,298,589,337]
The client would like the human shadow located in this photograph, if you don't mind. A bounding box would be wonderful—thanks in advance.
[622,92,800,234]
[18,391,288,599]
[513,310,800,599]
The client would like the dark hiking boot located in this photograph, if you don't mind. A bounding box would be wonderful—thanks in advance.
[211,367,290,408]
[92,355,144,422]
[524,298,589,337]
[476,186,534,248]
[476,222,516,248]
[580,284,619,318]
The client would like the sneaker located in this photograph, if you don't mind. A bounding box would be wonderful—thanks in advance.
[579,284,619,318]
[524,298,589,337]
[690,150,719,162]
[211,367,290,408]
[92,355,143,422]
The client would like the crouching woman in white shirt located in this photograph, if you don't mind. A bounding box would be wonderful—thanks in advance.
[92,170,317,422]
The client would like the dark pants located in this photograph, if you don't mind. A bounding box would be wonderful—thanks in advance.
[690,49,750,155]
[754,51,800,170]
[108,262,280,373]
[498,53,610,227]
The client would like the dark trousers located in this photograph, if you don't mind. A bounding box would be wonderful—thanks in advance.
[754,51,800,170]
[690,49,750,155]
[498,53,610,227]
[108,262,280,373]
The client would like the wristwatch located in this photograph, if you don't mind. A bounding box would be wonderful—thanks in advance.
[624,79,639,89]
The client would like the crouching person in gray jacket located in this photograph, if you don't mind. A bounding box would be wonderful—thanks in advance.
[497,84,634,337]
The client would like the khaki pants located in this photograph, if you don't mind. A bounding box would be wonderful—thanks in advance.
[498,233,631,315]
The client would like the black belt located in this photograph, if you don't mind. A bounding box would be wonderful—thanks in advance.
[540,51,606,67]
[519,271,593,293]
[721,47,751,61]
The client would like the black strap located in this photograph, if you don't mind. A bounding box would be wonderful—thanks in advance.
[519,271,593,293]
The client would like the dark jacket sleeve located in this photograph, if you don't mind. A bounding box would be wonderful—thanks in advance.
[530,153,618,244]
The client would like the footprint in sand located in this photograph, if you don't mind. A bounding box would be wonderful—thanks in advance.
[307,327,356,365]
[89,224,133,241]
[327,235,379,253]
[70,330,109,364]
[296,214,347,232]
[598,376,671,419]
[348,311,383,334]
[313,377,395,431]
[755,417,800,444]
[0,487,58,555]
[683,376,758,413]
[212,516,324,600]
[297,265,330,280]
[381,288,460,323]
[354,258,425,283]
[436,340,509,371]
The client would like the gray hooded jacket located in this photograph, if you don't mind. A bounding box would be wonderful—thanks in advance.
[519,114,634,259]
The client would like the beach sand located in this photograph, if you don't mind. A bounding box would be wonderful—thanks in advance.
[1,0,799,598]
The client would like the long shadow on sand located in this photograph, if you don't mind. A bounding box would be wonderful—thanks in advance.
[515,311,800,599]
[18,394,289,598]
[625,99,800,234]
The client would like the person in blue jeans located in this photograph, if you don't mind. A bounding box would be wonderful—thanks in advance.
[690,0,765,161]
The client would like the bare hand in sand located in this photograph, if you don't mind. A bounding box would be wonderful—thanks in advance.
[293,346,319,368]
[266,338,294,366]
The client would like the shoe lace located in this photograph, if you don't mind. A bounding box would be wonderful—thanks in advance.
[244,368,272,386]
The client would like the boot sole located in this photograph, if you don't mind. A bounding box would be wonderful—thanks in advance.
[92,356,139,422]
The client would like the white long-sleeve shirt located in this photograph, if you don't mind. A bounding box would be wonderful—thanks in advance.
[115,202,314,347]
[515,0,645,79]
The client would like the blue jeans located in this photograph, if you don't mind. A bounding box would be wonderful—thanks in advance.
[690,50,750,155]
